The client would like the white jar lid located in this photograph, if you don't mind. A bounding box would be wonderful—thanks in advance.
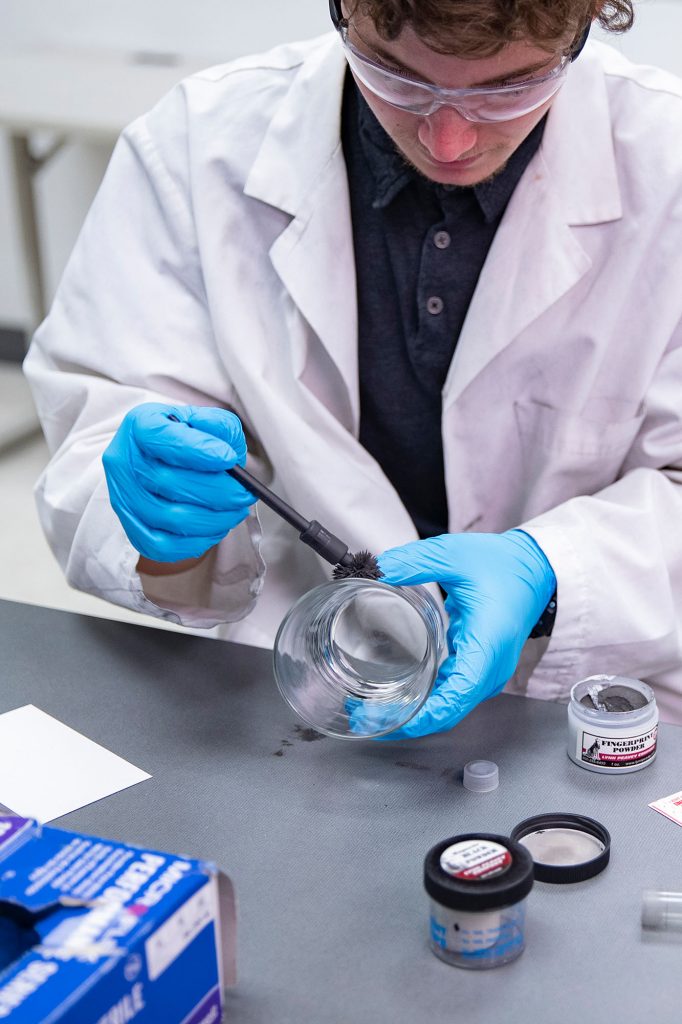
[463,760,499,793]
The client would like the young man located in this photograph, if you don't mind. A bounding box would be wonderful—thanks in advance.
[24,1,682,734]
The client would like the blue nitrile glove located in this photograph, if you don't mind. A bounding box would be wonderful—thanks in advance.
[102,403,256,562]
[374,530,557,738]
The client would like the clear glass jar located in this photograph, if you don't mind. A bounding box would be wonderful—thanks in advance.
[273,578,444,739]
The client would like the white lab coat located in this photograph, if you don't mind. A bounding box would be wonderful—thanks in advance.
[24,34,682,723]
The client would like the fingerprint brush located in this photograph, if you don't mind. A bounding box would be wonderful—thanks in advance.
[168,414,381,578]
[227,463,382,578]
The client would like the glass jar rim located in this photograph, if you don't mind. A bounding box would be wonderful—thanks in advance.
[272,577,445,739]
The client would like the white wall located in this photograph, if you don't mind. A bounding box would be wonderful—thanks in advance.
[0,0,330,332]
[0,0,330,62]
[592,0,682,67]
[1,0,681,333]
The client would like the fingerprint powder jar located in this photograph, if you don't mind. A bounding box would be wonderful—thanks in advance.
[567,675,658,774]
[424,834,534,969]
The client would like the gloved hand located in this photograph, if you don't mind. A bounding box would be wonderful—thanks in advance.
[102,403,256,562]
[375,530,556,738]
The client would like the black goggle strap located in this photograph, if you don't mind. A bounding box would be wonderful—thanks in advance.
[329,0,345,31]
[570,21,591,62]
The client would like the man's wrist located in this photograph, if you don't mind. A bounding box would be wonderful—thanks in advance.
[137,550,211,577]
[530,590,558,638]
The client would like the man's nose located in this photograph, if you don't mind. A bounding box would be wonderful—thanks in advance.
[417,106,479,162]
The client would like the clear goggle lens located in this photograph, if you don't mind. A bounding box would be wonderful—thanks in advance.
[343,41,569,122]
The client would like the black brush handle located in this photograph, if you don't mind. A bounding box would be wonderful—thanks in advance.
[167,413,353,567]
[227,462,308,532]
[228,465,351,566]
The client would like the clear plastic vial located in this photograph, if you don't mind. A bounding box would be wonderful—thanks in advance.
[424,834,534,970]
[642,890,682,933]
[273,578,444,739]
[567,675,658,774]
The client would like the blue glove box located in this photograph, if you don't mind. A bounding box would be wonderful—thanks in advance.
[0,816,235,1023]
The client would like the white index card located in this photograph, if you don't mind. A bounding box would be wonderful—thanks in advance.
[0,704,151,822]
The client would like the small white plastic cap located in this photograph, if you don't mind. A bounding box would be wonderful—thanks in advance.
[463,760,499,793]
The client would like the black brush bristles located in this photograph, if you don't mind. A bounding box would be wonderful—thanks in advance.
[332,550,383,581]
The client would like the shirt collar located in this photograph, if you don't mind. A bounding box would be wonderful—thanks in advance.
[352,79,547,223]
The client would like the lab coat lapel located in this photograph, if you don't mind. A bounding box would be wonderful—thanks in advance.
[443,45,623,410]
[244,36,360,430]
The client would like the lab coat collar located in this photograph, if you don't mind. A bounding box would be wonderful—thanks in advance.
[442,42,623,409]
[541,41,623,228]
[243,34,346,216]
[244,34,361,429]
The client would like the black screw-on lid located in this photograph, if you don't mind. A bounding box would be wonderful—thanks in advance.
[510,813,611,884]
[424,833,535,911]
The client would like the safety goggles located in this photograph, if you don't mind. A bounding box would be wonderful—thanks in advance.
[329,0,586,123]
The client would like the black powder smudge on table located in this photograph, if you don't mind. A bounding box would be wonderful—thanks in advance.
[293,725,326,742]
[272,739,295,758]
[272,730,325,755]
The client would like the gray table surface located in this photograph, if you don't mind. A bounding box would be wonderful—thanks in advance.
[2,597,681,1023]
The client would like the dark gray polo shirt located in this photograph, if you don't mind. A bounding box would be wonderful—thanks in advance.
[342,77,546,538]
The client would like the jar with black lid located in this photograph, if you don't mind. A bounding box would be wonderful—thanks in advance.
[424,833,534,969]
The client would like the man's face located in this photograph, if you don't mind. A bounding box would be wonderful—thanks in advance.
[346,11,570,186]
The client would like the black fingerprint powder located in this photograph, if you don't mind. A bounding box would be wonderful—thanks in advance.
[580,684,649,713]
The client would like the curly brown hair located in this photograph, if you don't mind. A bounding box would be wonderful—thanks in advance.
[346,1,634,56]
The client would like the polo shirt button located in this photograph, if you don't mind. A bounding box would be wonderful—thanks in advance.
[427,296,444,315]
[434,231,451,249]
